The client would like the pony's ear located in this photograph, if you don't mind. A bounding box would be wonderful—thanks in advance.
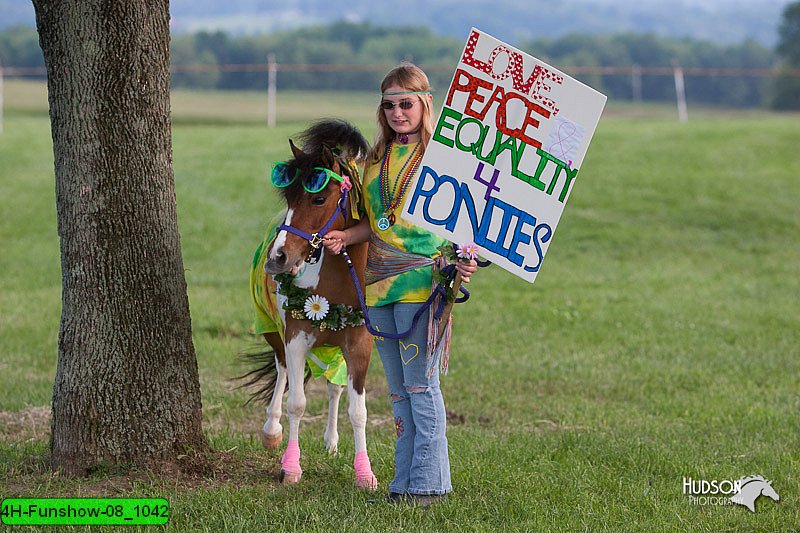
[289,139,305,159]
[321,145,338,172]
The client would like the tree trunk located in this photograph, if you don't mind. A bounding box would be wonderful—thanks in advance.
[33,0,206,475]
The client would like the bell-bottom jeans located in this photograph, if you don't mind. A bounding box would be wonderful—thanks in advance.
[370,302,452,495]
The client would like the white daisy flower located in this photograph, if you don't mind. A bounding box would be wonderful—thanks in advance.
[303,294,329,321]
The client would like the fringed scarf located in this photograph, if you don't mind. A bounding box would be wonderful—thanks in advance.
[365,234,435,285]
[366,235,453,377]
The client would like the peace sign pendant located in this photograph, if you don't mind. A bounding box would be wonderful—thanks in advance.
[377,213,395,231]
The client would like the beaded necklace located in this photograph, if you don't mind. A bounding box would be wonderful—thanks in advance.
[377,140,423,230]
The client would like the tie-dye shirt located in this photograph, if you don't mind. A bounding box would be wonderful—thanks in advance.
[363,142,447,307]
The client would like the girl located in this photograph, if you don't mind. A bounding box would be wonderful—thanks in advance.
[324,63,477,505]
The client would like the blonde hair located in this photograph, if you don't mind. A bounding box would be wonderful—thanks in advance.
[368,62,434,164]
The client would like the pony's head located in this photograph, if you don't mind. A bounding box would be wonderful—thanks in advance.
[265,119,368,275]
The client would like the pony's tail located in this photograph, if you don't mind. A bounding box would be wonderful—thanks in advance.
[234,349,313,405]
[235,349,280,406]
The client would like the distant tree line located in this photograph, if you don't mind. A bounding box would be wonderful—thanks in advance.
[2,12,799,109]
[525,33,774,109]
[169,22,463,93]
[0,26,43,70]
[772,1,800,109]
[169,23,779,109]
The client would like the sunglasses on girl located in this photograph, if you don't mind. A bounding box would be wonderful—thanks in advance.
[271,162,344,193]
[380,99,418,111]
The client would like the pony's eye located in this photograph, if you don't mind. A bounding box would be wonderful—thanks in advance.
[312,196,326,206]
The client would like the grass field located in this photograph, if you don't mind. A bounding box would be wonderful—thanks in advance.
[1,79,799,530]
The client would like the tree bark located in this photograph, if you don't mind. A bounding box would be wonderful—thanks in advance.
[33,0,206,475]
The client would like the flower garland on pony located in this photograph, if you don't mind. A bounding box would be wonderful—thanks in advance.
[275,272,365,331]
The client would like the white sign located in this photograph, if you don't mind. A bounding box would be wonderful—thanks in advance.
[402,28,606,282]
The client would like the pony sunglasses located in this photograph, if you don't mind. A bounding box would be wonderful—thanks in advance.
[271,162,345,193]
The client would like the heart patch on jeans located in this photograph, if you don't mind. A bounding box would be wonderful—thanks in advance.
[400,341,419,365]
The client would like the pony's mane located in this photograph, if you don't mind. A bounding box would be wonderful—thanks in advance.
[278,119,369,205]
[296,118,369,163]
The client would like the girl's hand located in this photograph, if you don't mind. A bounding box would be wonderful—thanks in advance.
[456,259,478,283]
[323,230,346,255]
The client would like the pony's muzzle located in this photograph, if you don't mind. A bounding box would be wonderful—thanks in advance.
[265,245,304,275]
[264,251,286,274]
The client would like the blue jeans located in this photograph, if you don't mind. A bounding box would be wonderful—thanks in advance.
[370,302,452,495]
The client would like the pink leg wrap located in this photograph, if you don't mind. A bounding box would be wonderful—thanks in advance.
[353,450,378,490]
[281,439,302,475]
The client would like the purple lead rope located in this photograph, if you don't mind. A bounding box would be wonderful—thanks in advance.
[275,182,480,340]
[341,249,470,340]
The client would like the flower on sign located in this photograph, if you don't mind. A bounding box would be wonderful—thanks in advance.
[303,294,329,321]
[456,242,479,261]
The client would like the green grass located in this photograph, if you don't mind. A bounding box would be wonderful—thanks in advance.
[1,80,799,530]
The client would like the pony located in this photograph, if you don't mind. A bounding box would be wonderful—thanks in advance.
[244,119,377,489]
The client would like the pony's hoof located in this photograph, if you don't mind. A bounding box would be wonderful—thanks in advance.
[355,473,378,491]
[261,430,282,449]
[280,469,302,484]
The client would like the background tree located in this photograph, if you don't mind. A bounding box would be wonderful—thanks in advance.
[32,0,206,474]
[772,0,800,109]
[0,26,44,74]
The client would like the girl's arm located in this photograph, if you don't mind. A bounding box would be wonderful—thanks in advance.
[323,218,372,254]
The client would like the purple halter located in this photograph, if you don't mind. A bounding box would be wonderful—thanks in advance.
[277,185,350,264]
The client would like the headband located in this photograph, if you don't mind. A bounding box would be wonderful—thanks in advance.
[381,90,432,96]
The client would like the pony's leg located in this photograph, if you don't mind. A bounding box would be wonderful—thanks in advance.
[348,375,378,490]
[280,333,310,484]
[261,360,287,449]
[323,381,344,454]
[261,332,286,449]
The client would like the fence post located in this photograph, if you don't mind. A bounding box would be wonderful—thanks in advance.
[0,62,4,135]
[631,64,642,103]
[267,54,276,128]
[673,61,688,123]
